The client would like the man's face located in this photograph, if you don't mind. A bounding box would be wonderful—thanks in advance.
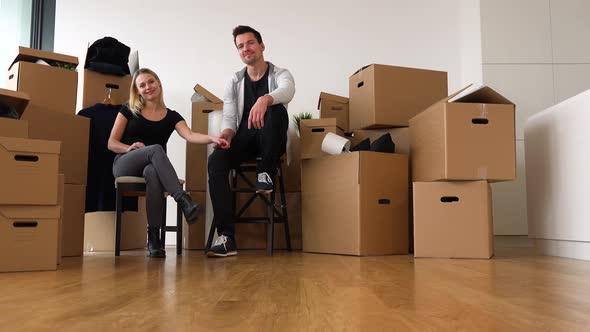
[235,32,264,65]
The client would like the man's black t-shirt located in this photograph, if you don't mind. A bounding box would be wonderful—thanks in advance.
[239,65,270,132]
[119,105,184,151]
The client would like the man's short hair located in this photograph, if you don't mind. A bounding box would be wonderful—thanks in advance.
[232,25,263,46]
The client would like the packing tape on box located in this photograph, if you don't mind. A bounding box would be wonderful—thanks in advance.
[477,167,488,180]
[480,104,488,118]
[321,132,351,155]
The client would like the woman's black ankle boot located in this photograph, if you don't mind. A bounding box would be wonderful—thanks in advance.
[176,193,200,225]
[147,227,166,258]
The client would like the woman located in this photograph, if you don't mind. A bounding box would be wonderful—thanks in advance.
[108,68,227,258]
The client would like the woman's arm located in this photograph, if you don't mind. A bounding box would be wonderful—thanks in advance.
[108,113,135,154]
[175,120,227,146]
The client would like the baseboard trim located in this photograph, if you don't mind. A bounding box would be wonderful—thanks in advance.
[534,239,590,261]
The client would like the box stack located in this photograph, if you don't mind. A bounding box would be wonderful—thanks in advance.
[0,88,62,272]
[6,47,89,258]
[409,85,516,259]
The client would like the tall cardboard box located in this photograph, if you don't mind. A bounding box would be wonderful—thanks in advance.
[186,84,223,191]
[318,92,349,132]
[21,105,90,185]
[6,47,78,114]
[409,85,516,182]
[183,192,208,250]
[413,180,494,259]
[349,64,447,129]
[351,127,410,155]
[0,205,60,272]
[80,70,132,108]
[84,197,147,252]
[62,183,86,257]
[302,152,409,256]
[300,118,343,159]
[0,136,60,205]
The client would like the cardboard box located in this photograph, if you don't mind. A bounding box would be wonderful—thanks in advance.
[0,87,30,118]
[274,192,302,250]
[6,47,78,114]
[351,127,410,155]
[302,151,409,256]
[21,105,90,184]
[84,197,147,252]
[0,118,28,139]
[349,64,448,129]
[413,180,493,259]
[80,69,132,109]
[62,183,86,257]
[0,205,60,272]
[409,85,516,182]
[0,136,60,205]
[57,174,64,264]
[318,92,349,132]
[300,118,343,160]
[183,192,208,250]
[186,84,223,191]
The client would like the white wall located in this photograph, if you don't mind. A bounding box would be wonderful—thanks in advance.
[0,0,32,83]
[54,0,482,243]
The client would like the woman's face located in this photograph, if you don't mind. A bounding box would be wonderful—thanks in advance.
[135,73,161,102]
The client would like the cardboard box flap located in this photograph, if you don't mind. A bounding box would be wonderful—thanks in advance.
[317,92,349,109]
[192,84,223,104]
[0,136,61,154]
[0,88,30,118]
[9,46,79,71]
[450,84,514,105]
[301,118,337,128]
[0,206,60,220]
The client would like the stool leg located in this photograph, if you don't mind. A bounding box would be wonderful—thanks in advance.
[115,189,123,257]
[177,204,182,256]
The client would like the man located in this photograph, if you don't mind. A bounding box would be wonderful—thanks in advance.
[207,25,296,257]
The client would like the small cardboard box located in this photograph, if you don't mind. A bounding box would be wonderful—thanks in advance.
[6,47,78,114]
[61,183,86,257]
[409,85,516,182]
[300,118,343,160]
[351,127,410,155]
[183,192,208,250]
[0,136,60,205]
[413,180,494,259]
[84,197,147,252]
[0,205,60,272]
[21,105,90,185]
[186,84,223,191]
[80,70,132,108]
[318,92,349,132]
[349,64,448,129]
[302,151,409,256]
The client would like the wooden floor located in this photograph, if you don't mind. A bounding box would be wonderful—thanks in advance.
[2,239,590,331]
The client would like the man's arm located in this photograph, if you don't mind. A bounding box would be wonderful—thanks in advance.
[267,68,295,105]
[220,77,238,134]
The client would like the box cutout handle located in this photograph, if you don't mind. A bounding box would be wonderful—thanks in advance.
[357,81,364,88]
[202,109,214,114]
[14,155,39,162]
[13,221,38,228]
[378,199,391,205]
[472,118,489,125]
[311,128,326,133]
[8,74,14,80]
[331,106,344,111]
[440,196,459,203]
[105,83,120,90]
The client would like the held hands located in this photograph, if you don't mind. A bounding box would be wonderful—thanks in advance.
[248,96,272,129]
[127,142,145,152]
[210,135,230,149]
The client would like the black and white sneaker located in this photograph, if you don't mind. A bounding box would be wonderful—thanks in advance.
[255,172,274,193]
[207,235,237,257]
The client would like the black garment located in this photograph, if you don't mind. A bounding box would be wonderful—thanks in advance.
[84,37,131,76]
[208,104,289,238]
[78,103,137,212]
[119,105,184,152]
[239,65,270,133]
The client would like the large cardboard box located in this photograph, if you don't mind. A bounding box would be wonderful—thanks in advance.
[183,192,208,250]
[409,85,516,182]
[80,69,132,109]
[84,197,147,252]
[351,127,410,155]
[0,136,60,205]
[413,180,493,259]
[21,105,90,184]
[349,64,448,129]
[0,205,60,272]
[6,47,78,114]
[186,84,223,191]
[62,183,86,257]
[300,118,343,160]
[318,92,349,132]
[302,152,409,256]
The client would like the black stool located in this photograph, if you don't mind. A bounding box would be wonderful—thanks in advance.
[114,176,184,256]
[206,159,291,255]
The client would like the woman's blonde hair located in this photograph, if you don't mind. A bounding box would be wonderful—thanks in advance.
[128,68,166,116]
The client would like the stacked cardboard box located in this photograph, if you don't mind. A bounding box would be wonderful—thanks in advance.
[409,85,516,259]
